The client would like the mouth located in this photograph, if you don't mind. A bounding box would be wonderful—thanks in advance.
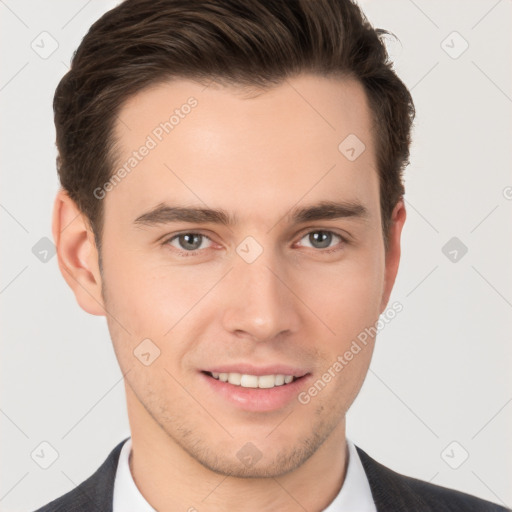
[199,363,312,412]
[200,369,311,412]
[202,370,304,389]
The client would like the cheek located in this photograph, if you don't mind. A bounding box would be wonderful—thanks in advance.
[101,244,222,360]
[101,265,193,381]
[295,252,385,340]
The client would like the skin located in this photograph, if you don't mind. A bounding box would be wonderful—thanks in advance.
[53,73,406,511]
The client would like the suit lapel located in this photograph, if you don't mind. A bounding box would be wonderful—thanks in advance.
[34,437,127,512]
[355,445,429,511]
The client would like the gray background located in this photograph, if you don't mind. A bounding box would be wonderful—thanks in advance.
[1,0,511,510]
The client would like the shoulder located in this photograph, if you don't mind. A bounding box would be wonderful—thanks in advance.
[355,445,511,512]
[32,438,128,512]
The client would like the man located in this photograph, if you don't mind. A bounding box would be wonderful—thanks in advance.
[34,0,509,510]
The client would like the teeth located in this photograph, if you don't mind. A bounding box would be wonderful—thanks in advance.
[241,374,259,388]
[209,372,297,388]
[274,374,285,386]
[257,375,276,388]
[228,373,241,385]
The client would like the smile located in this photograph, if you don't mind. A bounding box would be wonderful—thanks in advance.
[206,371,297,388]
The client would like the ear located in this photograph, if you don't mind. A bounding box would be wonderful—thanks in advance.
[52,188,106,316]
[380,199,406,313]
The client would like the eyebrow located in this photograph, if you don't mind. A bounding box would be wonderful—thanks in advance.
[133,200,369,228]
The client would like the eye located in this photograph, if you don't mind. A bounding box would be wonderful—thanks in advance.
[297,230,346,252]
[162,229,347,257]
[164,232,213,256]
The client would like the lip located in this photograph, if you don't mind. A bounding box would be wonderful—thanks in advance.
[199,370,312,412]
[201,364,310,378]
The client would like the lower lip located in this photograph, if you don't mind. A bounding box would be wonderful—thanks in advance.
[200,372,311,412]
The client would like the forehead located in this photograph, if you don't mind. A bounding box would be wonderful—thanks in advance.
[106,74,379,229]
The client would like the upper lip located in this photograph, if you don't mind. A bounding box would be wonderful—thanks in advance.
[202,364,310,378]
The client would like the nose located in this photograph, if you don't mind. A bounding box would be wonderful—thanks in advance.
[220,246,301,343]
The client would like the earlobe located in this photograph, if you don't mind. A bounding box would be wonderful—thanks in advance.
[379,199,406,314]
[52,188,106,316]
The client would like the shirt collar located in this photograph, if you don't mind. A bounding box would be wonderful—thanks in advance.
[113,436,376,511]
[322,437,377,511]
[113,437,156,512]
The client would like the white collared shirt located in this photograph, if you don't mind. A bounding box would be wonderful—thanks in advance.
[112,436,376,511]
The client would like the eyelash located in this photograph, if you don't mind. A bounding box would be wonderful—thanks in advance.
[161,230,348,257]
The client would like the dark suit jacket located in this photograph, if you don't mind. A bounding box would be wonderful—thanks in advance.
[34,437,510,511]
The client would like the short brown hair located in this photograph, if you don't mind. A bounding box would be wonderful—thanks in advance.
[54,0,414,254]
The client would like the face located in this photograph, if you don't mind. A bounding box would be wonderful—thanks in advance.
[58,73,404,478]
